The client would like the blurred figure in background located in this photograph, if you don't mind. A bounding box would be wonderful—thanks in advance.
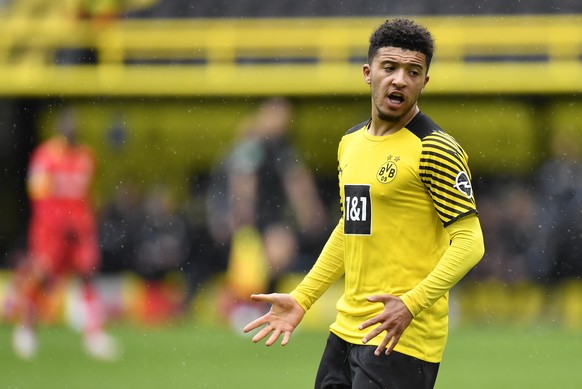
[10,107,120,361]
[98,181,144,275]
[533,130,582,282]
[487,182,541,283]
[207,98,328,328]
[131,184,191,324]
[181,172,230,309]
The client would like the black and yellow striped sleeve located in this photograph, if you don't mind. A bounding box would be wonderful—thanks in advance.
[419,131,477,226]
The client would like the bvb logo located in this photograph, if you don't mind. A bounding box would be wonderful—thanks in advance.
[376,161,397,184]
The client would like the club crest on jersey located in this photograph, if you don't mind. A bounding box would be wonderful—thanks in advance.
[376,156,399,184]
[454,171,473,198]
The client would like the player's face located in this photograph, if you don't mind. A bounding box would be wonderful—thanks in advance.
[363,46,429,123]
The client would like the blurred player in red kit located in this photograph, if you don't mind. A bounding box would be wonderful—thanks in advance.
[11,108,119,361]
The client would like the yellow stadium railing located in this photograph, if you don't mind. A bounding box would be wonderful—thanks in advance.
[0,15,581,96]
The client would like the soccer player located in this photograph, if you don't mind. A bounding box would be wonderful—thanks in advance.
[11,108,119,361]
[243,18,485,388]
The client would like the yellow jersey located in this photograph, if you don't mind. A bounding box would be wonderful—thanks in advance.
[291,112,479,363]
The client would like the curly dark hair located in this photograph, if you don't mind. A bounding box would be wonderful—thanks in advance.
[367,18,435,71]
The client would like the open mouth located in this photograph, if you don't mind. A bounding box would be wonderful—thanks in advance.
[388,92,404,104]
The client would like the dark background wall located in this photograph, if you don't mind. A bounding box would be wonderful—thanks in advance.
[130,0,582,18]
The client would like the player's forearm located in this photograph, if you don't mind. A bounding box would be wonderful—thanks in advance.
[400,214,484,316]
[290,219,345,311]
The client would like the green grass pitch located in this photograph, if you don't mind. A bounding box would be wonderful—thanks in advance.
[1,323,581,388]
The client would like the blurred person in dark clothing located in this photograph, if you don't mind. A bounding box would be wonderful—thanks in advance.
[181,173,230,305]
[207,98,328,326]
[533,131,582,281]
[98,182,144,274]
[496,182,544,282]
[131,185,191,324]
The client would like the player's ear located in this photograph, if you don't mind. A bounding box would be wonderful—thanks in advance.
[421,75,430,91]
[363,64,371,85]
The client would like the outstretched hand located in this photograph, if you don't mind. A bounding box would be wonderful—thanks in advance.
[358,294,413,356]
[242,293,305,346]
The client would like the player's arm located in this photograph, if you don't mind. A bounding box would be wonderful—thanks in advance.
[27,153,52,200]
[360,132,484,354]
[289,218,345,310]
[400,213,484,316]
[400,131,485,315]
[359,214,484,355]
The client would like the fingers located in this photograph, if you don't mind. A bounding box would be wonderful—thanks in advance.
[242,316,268,333]
[251,323,274,343]
[265,328,282,346]
[359,313,385,343]
[365,294,382,302]
[385,333,401,355]
[359,294,390,334]
[360,293,410,355]
[360,321,383,344]
[358,316,375,332]
[250,293,274,303]
[243,294,275,334]
[371,331,400,356]
[249,323,290,347]
[359,316,403,355]
[372,330,403,356]
[375,337,390,356]
[243,311,288,346]
[366,294,394,304]
[280,331,292,346]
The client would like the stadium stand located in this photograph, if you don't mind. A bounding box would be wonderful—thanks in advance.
[0,13,581,96]
[130,0,582,18]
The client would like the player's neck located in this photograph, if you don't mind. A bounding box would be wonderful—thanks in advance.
[368,105,419,136]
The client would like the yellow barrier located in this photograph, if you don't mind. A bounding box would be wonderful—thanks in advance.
[0,16,581,96]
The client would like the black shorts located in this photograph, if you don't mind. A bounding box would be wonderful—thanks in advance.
[314,332,440,389]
